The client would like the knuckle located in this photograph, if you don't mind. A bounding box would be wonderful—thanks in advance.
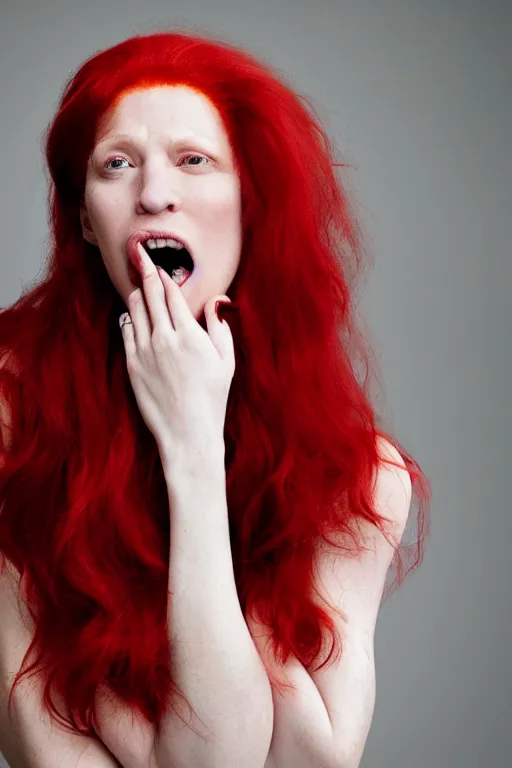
[151,329,173,351]
[137,340,152,359]
[128,289,142,308]
[125,355,138,374]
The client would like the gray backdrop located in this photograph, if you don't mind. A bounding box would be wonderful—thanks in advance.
[1,1,510,767]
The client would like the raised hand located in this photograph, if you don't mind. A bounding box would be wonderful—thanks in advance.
[119,242,235,465]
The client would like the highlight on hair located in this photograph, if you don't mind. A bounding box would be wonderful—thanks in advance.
[0,27,431,740]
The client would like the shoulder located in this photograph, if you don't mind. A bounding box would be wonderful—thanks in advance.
[317,435,413,563]
[315,436,412,571]
[374,434,413,533]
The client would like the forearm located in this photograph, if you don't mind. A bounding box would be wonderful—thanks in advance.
[152,446,273,768]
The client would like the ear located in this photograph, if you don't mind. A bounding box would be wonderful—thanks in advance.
[80,200,99,246]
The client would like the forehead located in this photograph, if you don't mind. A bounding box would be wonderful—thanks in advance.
[96,85,228,147]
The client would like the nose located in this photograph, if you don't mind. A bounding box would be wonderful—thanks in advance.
[136,166,183,214]
[137,198,180,215]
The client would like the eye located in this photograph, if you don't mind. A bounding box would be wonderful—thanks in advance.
[179,154,209,167]
[103,154,209,171]
[104,157,130,170]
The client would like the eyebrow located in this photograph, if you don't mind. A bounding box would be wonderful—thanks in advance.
[94,133,218,153]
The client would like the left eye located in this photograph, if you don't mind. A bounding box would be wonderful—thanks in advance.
[104,154,208,169]
[180,154,208,166]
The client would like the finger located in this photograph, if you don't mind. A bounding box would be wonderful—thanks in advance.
[136,243,177,332]
[204,295,235,365]
[119,312,137,360]
[127,287,152,349]
[158,266,197,333]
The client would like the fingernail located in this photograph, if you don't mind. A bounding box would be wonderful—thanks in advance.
[215,297,232,318]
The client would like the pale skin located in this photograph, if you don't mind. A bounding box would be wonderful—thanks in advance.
[85,85,272,764]
[1,85,258,767]
[1,83,413,767]
[80,85,243,323]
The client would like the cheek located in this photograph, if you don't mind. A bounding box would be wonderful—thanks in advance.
[87,193,126,246]
[205,205,242,255]
[86,181,122,220]
[199,180,241,222]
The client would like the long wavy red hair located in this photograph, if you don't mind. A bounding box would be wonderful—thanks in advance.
[0,28,431,739]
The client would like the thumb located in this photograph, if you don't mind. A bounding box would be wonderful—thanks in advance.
[204,295,234,363]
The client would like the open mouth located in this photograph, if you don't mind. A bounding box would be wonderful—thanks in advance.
[141,240,195,286]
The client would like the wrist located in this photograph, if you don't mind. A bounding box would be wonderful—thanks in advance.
[160,436,226,487]
[164,461,228,519]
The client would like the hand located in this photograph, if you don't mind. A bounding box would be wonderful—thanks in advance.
[119,242,235,464]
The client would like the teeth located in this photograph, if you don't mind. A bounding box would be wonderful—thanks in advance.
[138,236,191,286]
[144,237,185,250]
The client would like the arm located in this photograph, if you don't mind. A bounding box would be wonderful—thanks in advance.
[0,559,122,768]
[248,617,375,768]
[0,386,122,767]
[248,437,412,768]
[151,443,274,768]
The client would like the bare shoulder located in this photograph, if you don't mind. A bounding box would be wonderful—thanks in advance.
[374,434,413,531]
[316,435,413,562]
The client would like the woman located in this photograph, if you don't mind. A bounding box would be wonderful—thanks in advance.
[0,29,431,768]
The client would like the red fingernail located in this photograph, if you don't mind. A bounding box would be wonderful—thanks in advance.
[216,298,231,312]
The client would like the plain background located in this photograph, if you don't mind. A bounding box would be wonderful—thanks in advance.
[1,1,510,766]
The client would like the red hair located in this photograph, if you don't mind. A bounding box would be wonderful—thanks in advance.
[0,28,431,739]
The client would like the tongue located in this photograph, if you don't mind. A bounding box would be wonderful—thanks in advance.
[167,265,191,286]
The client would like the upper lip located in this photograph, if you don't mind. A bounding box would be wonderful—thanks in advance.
[126,229,194,266]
